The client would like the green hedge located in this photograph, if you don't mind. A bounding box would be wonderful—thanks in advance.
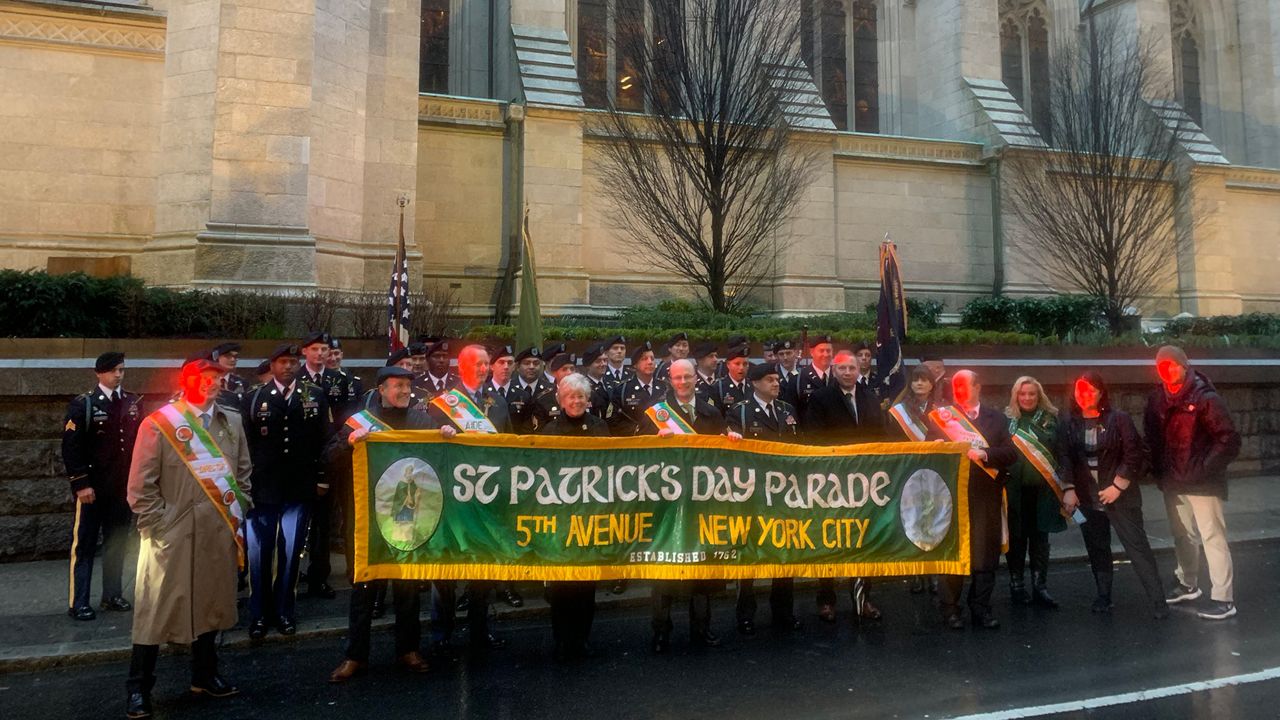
[464,324,1041,347]
[1163,313,1280,338]
[960,295,1106,339]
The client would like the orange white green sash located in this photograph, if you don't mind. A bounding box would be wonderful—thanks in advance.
[345,409,389,433]
[927,405,999,478]
[1011,427,1087,524]
[431,389,498,434]
[152,402,249,569]
[888,402,929,442]
[645,401,696,435]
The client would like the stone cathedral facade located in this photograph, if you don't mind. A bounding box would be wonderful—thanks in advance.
[0,0,1276,319]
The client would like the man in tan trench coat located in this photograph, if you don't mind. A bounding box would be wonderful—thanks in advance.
[125,356,252,719]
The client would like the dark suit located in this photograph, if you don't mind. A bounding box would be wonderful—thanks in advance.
[795,365,836,416]
[426,384,510,647]
[802,383,884,444]
[485,380,533,433]
[927,404,1017,619]
[608,377,669,436]
[61,386,143,610]
[726,397,801,628]
[242,379,331,623]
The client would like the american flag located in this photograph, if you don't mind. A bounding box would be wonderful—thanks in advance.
[387,199,411,352]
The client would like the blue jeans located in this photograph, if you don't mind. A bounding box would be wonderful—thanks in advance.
[247,502,310,621]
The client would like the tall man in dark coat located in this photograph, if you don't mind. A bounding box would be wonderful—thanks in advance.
[241,343,331,637]
[803,350,885,623]
[608,342,668,436]
[929,370,1017,629]
[61,351,143,620]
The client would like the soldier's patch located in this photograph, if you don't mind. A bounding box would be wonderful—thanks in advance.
[65,419,76,432]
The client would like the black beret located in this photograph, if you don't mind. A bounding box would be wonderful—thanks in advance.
[386,348,411,366]
[376,366,414,384]
[211,342,241,358]
[605,335,627,348]
[428,340,449,355]
[920,354,944,362]
[181,357,224,374]
[630,341,654,363]
[328,337,342,350]
[301,330,330,348]
[581,343,604,365]
[748,362,780,382]
[548,354,574,371]
[542,342,566,360]
[418,334,442,345]
[808,334,833,348]
[515,345,542,363]
[408,342,428,355]
[772,339,796,353]
[94,351,125,373]
[668,332,688,344]
[724,345,750,360]
[491,345,514,360]
[269,343,301,362]
[726,334,748,347]
[255,360,271,375]
[691,342,718,361]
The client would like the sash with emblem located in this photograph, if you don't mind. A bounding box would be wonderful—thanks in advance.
[345,409,389,433]
[1009,422,1087,524]
[888,402,929,442]
[151,402,250,569]
[644,401,696,435]
[927,406,999,478]
[431,389,498,434]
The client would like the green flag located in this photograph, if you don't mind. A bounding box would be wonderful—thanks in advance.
[515,208,543,351]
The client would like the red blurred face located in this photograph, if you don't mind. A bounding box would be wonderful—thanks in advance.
[1157,359,1186,388]
[458,349,489,389]
[182,369,221,405]
[1017,382,1040,413]
[1074,378,1101,413]
[953,374,978,407]
[726,357,749,382]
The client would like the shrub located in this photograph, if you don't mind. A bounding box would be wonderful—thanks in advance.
[960,295,1105,338]
[1163,313,1280,338]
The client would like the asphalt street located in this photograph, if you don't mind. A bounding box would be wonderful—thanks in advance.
[3,540,1278,720]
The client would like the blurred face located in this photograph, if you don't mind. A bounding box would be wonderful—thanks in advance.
[697,354,718,376]
[910,375,934,400]
[458,347,489,390]
[922,360,946,381]
[776,348,798,370]
[587,355,609,379]
[855,348,873,374]
[303,342,329,368]
[409,353,427,374]
[182,369,221,405]
[326,348,342,370]
[217,352,238,371]
[832,353,858,389]
[633,351,656,379]
[1157,359,1187,388]
[491,356,514,385]
[668,362,696,402]
[1017,382,1040,413]
[669,340,689,359]
[752,373,780,402]
[1074,378,1101,413]
[762,348,776,363]
[607,343,626,364]
[953,372,979,407]
[380,377,413,408]
[518,357,542,383]
[428,350,449,377]
[560,389,589,418]
[272,356,299,385]
[395,357,415,372]
[96,365,125,391]
[811,343,833,369]
[726,356,749,382]
[552,364,576,383]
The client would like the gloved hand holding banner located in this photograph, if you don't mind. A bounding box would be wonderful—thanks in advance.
[352,433,972,582]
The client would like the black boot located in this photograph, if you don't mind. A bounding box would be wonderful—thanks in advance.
[1009,573,1030,605]
[1031,572,1058,609]
[1091,570,1114,614]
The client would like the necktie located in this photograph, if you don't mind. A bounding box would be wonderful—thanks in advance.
[684,402,694,417]
[765,404,776,423]
[199,412,211,430]
[112,391,120,403]
[845,392,859,422]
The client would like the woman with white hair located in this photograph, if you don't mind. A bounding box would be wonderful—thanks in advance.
[539,372,610,661]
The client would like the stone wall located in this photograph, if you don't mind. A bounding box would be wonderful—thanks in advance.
[2,351,1276,561]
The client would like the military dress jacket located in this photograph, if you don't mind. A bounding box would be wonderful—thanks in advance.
[608,377,669,436]
[241,380,330,505]
[726,398,800,441]
[642,396,726,436]
[61,387,144,497]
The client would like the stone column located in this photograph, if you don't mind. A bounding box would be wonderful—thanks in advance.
[1237,0,1280,168]
[519,106,589,313]
[772,135,845,314]
[1175,164,1243,316]
[913,0,1000,141]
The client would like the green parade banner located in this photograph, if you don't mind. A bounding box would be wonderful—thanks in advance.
[352,433,972,582]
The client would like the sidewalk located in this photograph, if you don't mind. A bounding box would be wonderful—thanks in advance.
[3,476,1277,673]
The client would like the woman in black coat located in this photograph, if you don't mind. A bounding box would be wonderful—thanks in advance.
[1057,371,1167,617]
[539,374,610,661]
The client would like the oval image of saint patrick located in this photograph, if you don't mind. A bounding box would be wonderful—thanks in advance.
[899,468,953,552]
[374,457,444,552]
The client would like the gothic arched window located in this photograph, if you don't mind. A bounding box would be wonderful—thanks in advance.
[574,0,667,111]
[998,0,1051,141]
[1170,0,1203,124]
[420,0,450,94]
[800,0,880,133]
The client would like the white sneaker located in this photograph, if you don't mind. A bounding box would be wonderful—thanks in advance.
[1196,601,1237,620]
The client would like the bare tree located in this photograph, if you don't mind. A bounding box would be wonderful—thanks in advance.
[1003,16,1192,334]
[410,284,461,339]
[590,0,816,313]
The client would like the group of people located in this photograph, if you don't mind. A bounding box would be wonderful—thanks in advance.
[59,334,1242,719]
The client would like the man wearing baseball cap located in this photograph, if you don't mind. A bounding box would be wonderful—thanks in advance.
[62,351,144,621]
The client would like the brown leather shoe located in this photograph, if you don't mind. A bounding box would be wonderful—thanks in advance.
[859,599,883,621]
[397,651,430,674]
[818,604,837,623]
[328,659,365,684]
